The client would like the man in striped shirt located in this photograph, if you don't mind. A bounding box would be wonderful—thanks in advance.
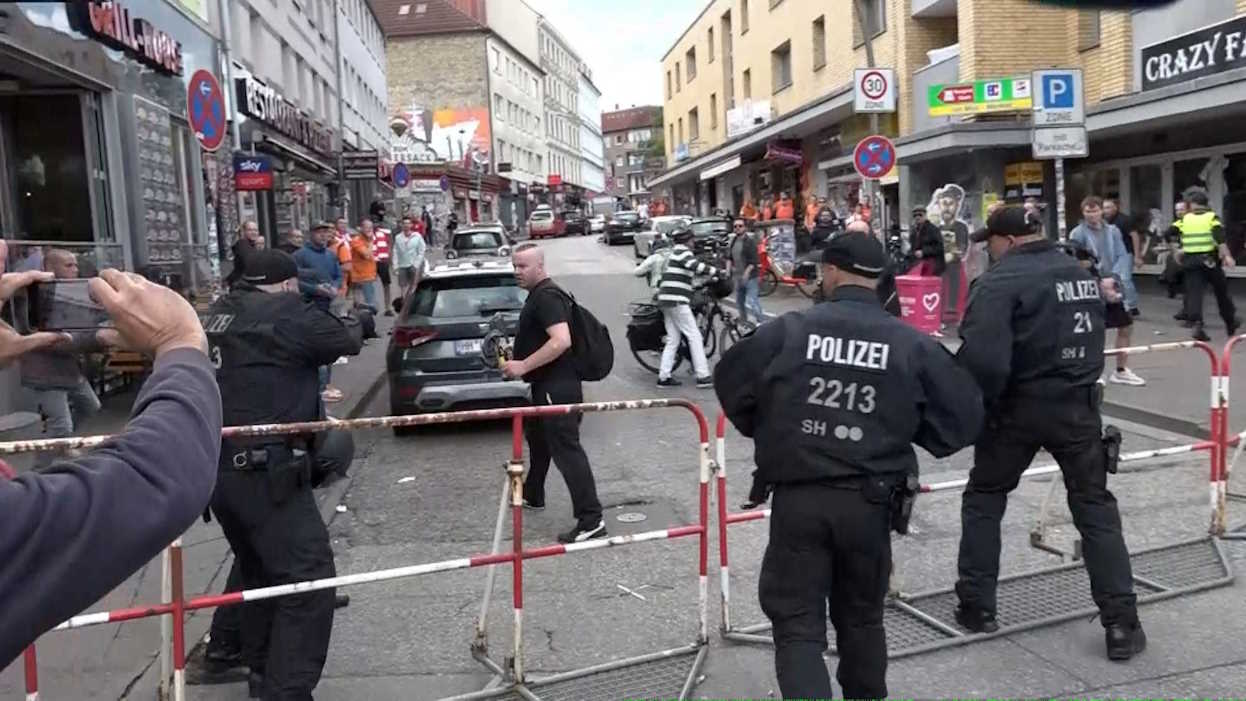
[657,228,720,388]
[373,222,393,315]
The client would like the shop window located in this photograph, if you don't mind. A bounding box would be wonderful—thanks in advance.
[1129,164,1165,263]
[1224,154,1246,259]
[1066,167,1119,228]
[2,94,94,244]
[1174,158,1210,204]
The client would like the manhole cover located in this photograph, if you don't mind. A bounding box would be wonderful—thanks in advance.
[616,512,648,523]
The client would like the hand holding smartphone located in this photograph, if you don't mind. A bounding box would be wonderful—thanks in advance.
[19,279,114,332]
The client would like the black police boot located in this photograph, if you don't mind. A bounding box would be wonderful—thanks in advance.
[1105,622,1147,661]
[954,605,999,634]
[1192,323,1211,342]
[1228,318,1241,337]
[184,645,249,685]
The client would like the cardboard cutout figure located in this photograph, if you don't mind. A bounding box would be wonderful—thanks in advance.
[926,184,971,324]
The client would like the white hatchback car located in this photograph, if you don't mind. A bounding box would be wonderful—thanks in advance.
[632,215,692,259]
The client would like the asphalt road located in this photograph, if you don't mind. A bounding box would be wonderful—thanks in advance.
[165,235,1246,700]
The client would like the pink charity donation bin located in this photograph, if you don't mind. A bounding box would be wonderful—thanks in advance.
[897,275,944,335]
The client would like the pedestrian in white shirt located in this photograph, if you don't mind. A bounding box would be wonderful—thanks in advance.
[392,215,427,298]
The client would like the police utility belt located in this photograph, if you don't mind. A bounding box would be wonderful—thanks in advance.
[223,442,307,472]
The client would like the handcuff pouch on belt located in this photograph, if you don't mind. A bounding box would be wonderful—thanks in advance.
[222,440,312,504]
[1102,424,1122,475]
[889,473,920,535]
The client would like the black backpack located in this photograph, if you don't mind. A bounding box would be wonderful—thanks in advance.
[550,285,614,381]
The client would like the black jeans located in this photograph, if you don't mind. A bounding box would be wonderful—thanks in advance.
[1182,254,1237,327]
[211,470,336,700]
[760,479,893,700]
[523,379,603,527]
[956,390,1138,627]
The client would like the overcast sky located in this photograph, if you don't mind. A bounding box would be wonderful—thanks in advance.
[523,0,705,112]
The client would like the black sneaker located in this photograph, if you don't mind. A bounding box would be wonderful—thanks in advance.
[522,499,545,511]
[1130,307,1140,318]
[657,377,682,387]
[557,520,607,543]
[1193,324,1211,342]
[954,605,1000,634]
[695,376,713,388]
[1229,318,1241,337]
[185,648,249,685]
[1174,311,1189,321]
[1105,622,1147,661]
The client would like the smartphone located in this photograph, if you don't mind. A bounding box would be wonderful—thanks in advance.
[25,279,112,332]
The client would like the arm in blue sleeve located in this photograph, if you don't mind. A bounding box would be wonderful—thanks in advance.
[915,339,984,457]
[956,278,1014,406]
[713,317,785,437]
[0,349,222,666]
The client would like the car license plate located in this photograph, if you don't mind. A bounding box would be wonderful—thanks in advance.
[455,339,483,355]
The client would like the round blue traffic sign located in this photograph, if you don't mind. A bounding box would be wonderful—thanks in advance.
[187,69,225,152]
[853,135,896,180]
[393,162,410,188]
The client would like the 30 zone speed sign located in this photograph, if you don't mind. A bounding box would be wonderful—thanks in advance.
[854,68,897,113]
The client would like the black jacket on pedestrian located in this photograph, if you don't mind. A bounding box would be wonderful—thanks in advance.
[205,285,362,434]
[957,240,1105,406]
[715,285,983,484]
[909,220,947,275]
[225,238,257,288]
[0,349,222,666]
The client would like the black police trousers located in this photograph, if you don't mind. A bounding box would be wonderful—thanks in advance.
[206,431,353,660]
[211,468,336,701]
[523,379,603,527]
[956,390,1138,627]
[1182,254,1237,328]
[760,479,893,701]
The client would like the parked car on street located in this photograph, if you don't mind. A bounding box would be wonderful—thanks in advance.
[632,215,692,258]
[387,259,530,426]
[528,207,565,239]
[563,211,589,236]
[589,215,606,233]
[604,210,642,245]
[444,227,511,260]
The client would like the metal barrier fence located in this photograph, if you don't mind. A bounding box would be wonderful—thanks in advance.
[1217,335,1246,540]
[713,340,1232,648]
[2,399,712,701]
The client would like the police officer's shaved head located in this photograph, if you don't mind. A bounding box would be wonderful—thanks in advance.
[44,248,79,279]
[845,220,872,236]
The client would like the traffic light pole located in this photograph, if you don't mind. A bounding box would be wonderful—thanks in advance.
[856,0,882,235]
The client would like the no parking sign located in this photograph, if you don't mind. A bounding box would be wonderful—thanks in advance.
[187,69,226,152]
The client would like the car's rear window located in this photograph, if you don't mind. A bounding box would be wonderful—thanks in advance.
[653,220,685,234]
[408,275,527,318]
[691,221,728,236]
[531,211,553,221]
[616,213,638,220]
[453,232,503,251]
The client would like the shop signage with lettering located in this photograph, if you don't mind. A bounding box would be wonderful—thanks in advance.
[235,76,334,158]
[1004,161,1045,200]
[1141,14,1246,91]
[67,0,184,76]
[765,140,804,165]
[233,153,273,191]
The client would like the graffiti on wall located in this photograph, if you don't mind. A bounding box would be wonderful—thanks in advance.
[391,102,491,167]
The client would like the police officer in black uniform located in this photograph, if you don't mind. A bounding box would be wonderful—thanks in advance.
[714,234,984,700]
[205,249,362,699]
[955,205,1146,660]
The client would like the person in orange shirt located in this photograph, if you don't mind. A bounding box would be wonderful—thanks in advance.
[761,196,774,221]
[349,218,380,310]
[774,191,795,220]
[331,217,353,296]
[805,197,822,230]
[739,197,758,222]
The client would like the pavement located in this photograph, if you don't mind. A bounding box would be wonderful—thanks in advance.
[4,239,1246,700]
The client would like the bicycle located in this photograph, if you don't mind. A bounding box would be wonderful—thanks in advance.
[626,278,748,374]
[758,230,820,298]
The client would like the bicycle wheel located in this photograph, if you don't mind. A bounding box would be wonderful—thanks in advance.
[700,314,717,359]
[719,321,742,353]
[759,269,779,297]
[630,338,683,375]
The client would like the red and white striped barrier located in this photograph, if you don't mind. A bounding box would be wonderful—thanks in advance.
[4,399,712,700]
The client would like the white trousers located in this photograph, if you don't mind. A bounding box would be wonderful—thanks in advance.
[659,303,710,380]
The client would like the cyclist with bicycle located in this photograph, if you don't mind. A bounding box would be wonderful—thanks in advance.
[656,227,721,388]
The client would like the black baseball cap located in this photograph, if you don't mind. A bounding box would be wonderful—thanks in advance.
[821,233,887,278]
[242,250,299,285]
[970,205,1038,242]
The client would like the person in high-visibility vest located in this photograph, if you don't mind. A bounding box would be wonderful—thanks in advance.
[1164,190,1239,342]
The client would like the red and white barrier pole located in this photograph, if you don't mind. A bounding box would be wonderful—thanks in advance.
[714,414,731,634]
[23,646,37,701]
[697,431,711,645]
[508,416,526,683]
[170,538,186,701]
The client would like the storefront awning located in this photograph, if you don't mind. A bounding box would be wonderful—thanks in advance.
[699,155,741,180]
[253,131,338,178]
[648,84,854,189]
[894,122,1032,164]
[1087,66,1246,138]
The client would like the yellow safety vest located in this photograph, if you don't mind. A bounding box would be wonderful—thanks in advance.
[1179,211,1220,254]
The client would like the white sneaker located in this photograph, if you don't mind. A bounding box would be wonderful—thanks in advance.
[1109,368,1146,386]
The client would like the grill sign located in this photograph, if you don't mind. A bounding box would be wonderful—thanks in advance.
[1141,15,1246,91]
[68,0,184,76]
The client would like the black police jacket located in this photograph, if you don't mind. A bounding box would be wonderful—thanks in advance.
[204,285,363,434]
[714,285,984,483]
[957,240,1106,407]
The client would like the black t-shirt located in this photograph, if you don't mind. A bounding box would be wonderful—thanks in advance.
[1108,212,1135,255]
[515,278,578,385]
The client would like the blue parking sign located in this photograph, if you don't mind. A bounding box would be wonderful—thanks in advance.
[1042,74,1074,108]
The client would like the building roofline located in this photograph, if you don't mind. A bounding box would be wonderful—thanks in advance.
[659,0,716,63]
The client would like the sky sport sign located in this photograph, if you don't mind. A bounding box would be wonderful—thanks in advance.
[1141,14,1246,92]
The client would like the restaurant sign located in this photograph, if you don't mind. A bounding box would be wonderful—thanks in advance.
[235,76,334,158]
